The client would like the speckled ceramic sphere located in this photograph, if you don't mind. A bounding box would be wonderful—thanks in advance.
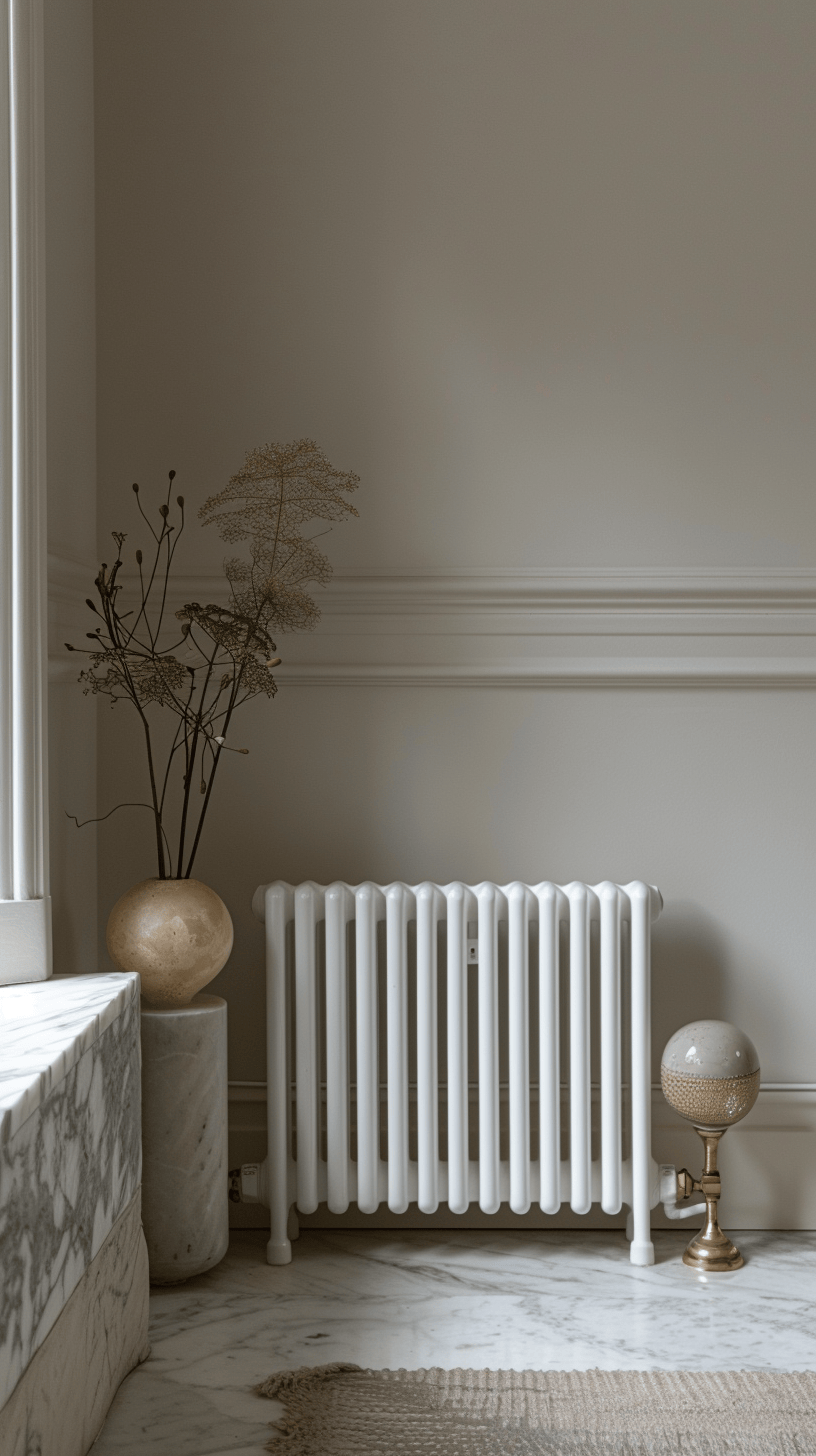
[661,1020,760,1130]
[106,878,233,1008]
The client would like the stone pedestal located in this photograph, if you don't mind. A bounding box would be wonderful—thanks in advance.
[140,994,229,1284]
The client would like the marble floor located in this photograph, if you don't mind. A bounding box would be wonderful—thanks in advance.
[93,1227,816,1455]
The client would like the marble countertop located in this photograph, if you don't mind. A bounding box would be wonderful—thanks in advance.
[0,972,140,1144]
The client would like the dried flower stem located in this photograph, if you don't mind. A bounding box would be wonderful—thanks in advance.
[68,442,358,878]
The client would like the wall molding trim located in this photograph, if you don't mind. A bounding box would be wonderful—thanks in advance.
[47,553,96,681]
[48,561,816,687]
[170,566,816,614]
[251,658,816,688]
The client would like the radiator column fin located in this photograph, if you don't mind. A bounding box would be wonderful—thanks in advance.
[386,884,411,1213]
[629,881,654,1266]
[294,883,320,1215]
[416,883,440,1214]
[568,882,592,1215]
[446,883,470,1215]
[600,881,622,1215]
[355,883,382,1214]
[326,883,353,1213]
[477,883,502,1214]
[508,882,532,1215]
[537,883,561,1214]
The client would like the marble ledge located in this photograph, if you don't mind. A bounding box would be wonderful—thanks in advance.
[0,1191,150,1456]
[0,976,143,1408]
[0,973,140,1145]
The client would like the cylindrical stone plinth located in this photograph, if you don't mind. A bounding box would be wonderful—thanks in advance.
[140,994,229,1283]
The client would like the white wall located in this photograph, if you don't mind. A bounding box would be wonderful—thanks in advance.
[45,0,97,974]
[93,2,816,1220]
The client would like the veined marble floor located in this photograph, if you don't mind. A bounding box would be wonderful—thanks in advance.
[93,1227,816,1456]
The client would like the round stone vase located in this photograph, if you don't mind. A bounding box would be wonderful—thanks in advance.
[107,878,233,1283]
[106,877,233,1007]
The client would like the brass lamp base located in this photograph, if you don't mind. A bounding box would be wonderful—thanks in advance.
[681,1128,743,1273]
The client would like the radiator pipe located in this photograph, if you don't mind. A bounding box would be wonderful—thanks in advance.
[230,1161,703,1223]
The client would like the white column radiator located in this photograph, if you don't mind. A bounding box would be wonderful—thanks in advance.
[250,879,667,1267]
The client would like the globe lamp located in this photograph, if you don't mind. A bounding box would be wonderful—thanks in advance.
[661,1020,759,1272]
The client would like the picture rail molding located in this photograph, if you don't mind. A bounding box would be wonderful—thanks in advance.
[48,561,816,688]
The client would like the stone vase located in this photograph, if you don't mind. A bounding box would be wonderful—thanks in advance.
[106,877,233,1007]
[106,878,233,1282]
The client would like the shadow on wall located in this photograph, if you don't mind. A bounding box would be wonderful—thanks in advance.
[651,900,728,1075]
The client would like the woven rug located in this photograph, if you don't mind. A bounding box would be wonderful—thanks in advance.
[257,1364,816,1455]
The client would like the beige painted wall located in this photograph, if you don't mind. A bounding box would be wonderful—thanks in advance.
[46,0,98,974]
[92,0,816,1139]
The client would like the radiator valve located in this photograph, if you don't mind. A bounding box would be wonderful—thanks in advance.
[659,1163,705,1222]
[228,1162,267,1204]
[676,1167,695,1201]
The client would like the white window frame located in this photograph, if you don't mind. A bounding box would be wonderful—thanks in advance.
[0,0,49,984]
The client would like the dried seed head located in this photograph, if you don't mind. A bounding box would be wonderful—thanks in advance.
[132,482,139,493]
[160,503,169,518]
[169,470,176,481]
[176,495,184,508]
[136,549,143,564]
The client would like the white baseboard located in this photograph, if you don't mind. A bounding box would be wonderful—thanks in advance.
[227,1083,816,1231]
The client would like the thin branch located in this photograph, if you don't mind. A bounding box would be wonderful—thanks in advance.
[66,801,173,867]
[158,709,189,815]
[80,444,356,881]
[184,608,263,877]
[176,640,217,876]
[156,494,184,640]
[132,485,161,542]
[66,800,156,828]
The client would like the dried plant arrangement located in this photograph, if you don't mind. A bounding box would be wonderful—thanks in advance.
[67,439,359,879]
